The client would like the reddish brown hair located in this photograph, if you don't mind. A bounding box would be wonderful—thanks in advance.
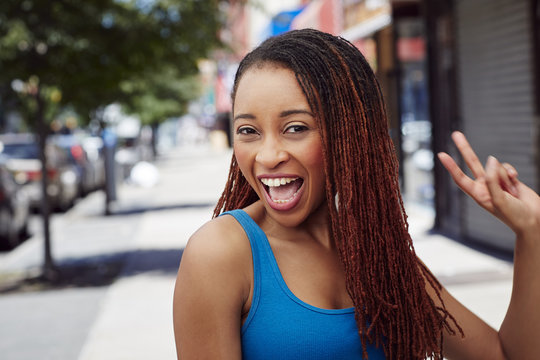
[213,29,461,359]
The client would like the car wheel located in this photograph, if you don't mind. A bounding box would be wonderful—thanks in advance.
[0,208,20,249]
[6,224,19,249]
[18,219,30,240]
[55,187,71,212]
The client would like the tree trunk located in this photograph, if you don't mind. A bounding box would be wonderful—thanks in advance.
[35,87,58,281]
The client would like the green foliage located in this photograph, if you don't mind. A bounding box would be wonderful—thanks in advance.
[0,0,222,127]
[120,66,201,125]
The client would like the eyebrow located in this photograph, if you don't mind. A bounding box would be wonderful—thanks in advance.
[280,109,313,118]
[233,113,255,122]
[233,109,313,122]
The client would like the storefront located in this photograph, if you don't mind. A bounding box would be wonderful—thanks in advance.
[425,0,539,251]
[339,1,435,205]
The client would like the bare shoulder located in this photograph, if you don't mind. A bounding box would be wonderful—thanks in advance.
[182,213,250,268]
[173,214,251,358]
[175,213,252,306]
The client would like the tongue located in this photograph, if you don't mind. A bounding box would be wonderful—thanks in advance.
[268,180,301,201]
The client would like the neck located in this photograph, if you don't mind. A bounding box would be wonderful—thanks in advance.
[255,200,334,249]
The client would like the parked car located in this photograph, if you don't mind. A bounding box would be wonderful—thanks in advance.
[0,155,30,249]
[0,133,79,211]
[50,133,105,196]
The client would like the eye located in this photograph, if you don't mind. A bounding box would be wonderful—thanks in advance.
[236,126,258,135]
[285,124,308,133]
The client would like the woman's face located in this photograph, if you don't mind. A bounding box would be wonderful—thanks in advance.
[233,64,326,227]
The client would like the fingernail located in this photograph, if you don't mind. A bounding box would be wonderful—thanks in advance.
[487,155,497,167]
[506,166,517,176]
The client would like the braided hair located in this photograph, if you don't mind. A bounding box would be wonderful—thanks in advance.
[213,29,462,360]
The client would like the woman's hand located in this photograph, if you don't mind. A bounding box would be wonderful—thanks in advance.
[437,131,540,238]
[438,131,540,358]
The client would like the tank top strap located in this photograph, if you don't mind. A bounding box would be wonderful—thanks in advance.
[219,209,266,330]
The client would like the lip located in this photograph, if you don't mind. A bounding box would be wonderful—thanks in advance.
[257,173,305,212]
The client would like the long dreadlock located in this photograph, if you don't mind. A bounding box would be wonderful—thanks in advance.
[213,29,462,360]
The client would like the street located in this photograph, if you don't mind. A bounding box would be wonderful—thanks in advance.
[0,144,513,360]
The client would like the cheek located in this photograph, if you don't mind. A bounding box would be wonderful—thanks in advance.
[298,139,326,201]
[303,140,325,177]
[233,143,245,165]
[233,145,258,187]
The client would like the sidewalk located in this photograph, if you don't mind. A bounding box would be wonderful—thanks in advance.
[78,145,232,360]
[0,144,232,360]
[0,144,514,359]
[407,203,513,329]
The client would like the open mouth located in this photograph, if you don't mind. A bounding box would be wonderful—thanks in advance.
[260,177,304,204]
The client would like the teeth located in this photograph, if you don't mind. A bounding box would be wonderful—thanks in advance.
[273,191,299,204]
[260,177,298,187]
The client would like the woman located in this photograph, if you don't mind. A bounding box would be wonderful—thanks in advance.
[173,29,539,359]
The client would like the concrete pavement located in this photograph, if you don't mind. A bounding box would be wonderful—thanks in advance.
[0,144,514,359]
[77,145,231,360]
[407,203,513,329]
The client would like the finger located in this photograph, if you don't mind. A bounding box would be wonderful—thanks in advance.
[492,158,519,197]
[485,157,533,233]
[502,162,520,197]
[451,131,485,179]
[438,152,477,197]
[502,162,519,182]
[485,156,516,218]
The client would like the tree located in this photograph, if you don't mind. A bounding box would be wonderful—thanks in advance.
[119,65,202,157]
[0,0,222,280]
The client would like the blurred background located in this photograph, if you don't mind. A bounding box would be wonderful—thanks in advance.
[0,0,537,359]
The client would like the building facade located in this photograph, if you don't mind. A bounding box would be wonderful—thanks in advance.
[426,0,540,251]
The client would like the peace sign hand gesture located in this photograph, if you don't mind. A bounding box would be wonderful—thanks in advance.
[437,131,540,239]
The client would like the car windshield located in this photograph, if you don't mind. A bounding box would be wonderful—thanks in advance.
[1,143,39,159]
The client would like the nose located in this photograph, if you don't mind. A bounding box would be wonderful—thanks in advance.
[255,137,289,169]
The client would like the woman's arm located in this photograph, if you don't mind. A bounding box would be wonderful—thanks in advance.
[437,131,540,359]
[173,216,251,359]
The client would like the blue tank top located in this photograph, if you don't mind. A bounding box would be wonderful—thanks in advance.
[222,209,386,360]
